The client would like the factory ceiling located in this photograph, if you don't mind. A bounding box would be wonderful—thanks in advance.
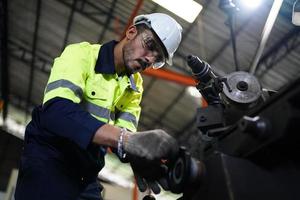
[1,0,300,194]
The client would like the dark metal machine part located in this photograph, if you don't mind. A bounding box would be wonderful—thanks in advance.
[180,75,300,200]
[162,55,300,199]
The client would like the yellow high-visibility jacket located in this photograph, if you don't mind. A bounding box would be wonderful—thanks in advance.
[43,41,143,132]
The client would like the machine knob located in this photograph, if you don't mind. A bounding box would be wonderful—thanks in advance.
[239,116,271,139]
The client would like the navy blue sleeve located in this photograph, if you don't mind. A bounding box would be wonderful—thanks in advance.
[40,97,105,149]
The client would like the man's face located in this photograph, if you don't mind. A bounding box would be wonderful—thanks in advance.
[123,29,166,75]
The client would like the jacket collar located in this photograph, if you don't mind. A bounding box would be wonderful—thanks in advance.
[95,40,118,74]
[95,40,139,92]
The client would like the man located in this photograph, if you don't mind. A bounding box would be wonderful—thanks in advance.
[15,13,182,200]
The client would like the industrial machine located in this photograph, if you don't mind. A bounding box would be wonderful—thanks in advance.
[160,1,300,198]
[163,55,300,200]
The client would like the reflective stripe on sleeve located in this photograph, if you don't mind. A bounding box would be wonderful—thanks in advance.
[45,79,83,99]
[116,111,137,128]
[81,101,111,121]
[81,101,137,128]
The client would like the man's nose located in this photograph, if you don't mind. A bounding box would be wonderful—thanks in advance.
[144,52,157,64]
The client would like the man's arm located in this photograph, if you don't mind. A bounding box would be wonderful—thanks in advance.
[41,42,110,149]
[40,97,105,149]
[42,42,178,161]
[92,123,121,148]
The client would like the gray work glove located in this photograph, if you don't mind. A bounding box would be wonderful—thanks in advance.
[123,129,178,194]
[129,156,169,194]
[124,129,179,161]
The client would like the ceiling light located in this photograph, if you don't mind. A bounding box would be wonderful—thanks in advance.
[152,0,203,23]
[240,0,262,9]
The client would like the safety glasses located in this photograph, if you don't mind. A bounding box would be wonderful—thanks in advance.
[140,33,166,69]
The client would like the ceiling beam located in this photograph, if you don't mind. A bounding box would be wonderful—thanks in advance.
[57,0,126,29]
[61,0,78,51]
[207,15,252,65]
[119,0,143,40]
[0,0,8,121]
[9,39,51,74]
[256,27,300,78]
[98,0,118,43]
[25,0,42,117]
[142,68,196,86]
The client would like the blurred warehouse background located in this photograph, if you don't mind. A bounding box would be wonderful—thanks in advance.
[0,0,300,199]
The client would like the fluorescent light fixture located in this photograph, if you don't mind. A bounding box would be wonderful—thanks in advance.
[152,0,203,23]
[240,0,263,9]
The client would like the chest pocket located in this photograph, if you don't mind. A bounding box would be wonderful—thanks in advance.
[83,75,116,122]
[85,75,113,104]
[85,85,108,101]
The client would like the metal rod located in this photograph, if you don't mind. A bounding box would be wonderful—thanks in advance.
[250,0,284,74]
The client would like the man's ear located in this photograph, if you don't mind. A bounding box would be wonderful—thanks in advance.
[126,25,138,40]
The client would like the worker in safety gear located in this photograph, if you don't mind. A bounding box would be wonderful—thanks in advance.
[14,13,183,200]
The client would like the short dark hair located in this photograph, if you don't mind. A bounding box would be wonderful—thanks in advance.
[135,23,150,34]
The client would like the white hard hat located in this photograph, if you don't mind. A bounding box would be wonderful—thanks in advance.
[133,13,182,68]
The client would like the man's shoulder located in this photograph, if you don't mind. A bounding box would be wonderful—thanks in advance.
[63,42,100,57]
[67,41,99,49]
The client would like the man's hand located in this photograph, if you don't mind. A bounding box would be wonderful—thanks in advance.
[129,156,169,194]
[124,129,179,161]
[122,129,178,194]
